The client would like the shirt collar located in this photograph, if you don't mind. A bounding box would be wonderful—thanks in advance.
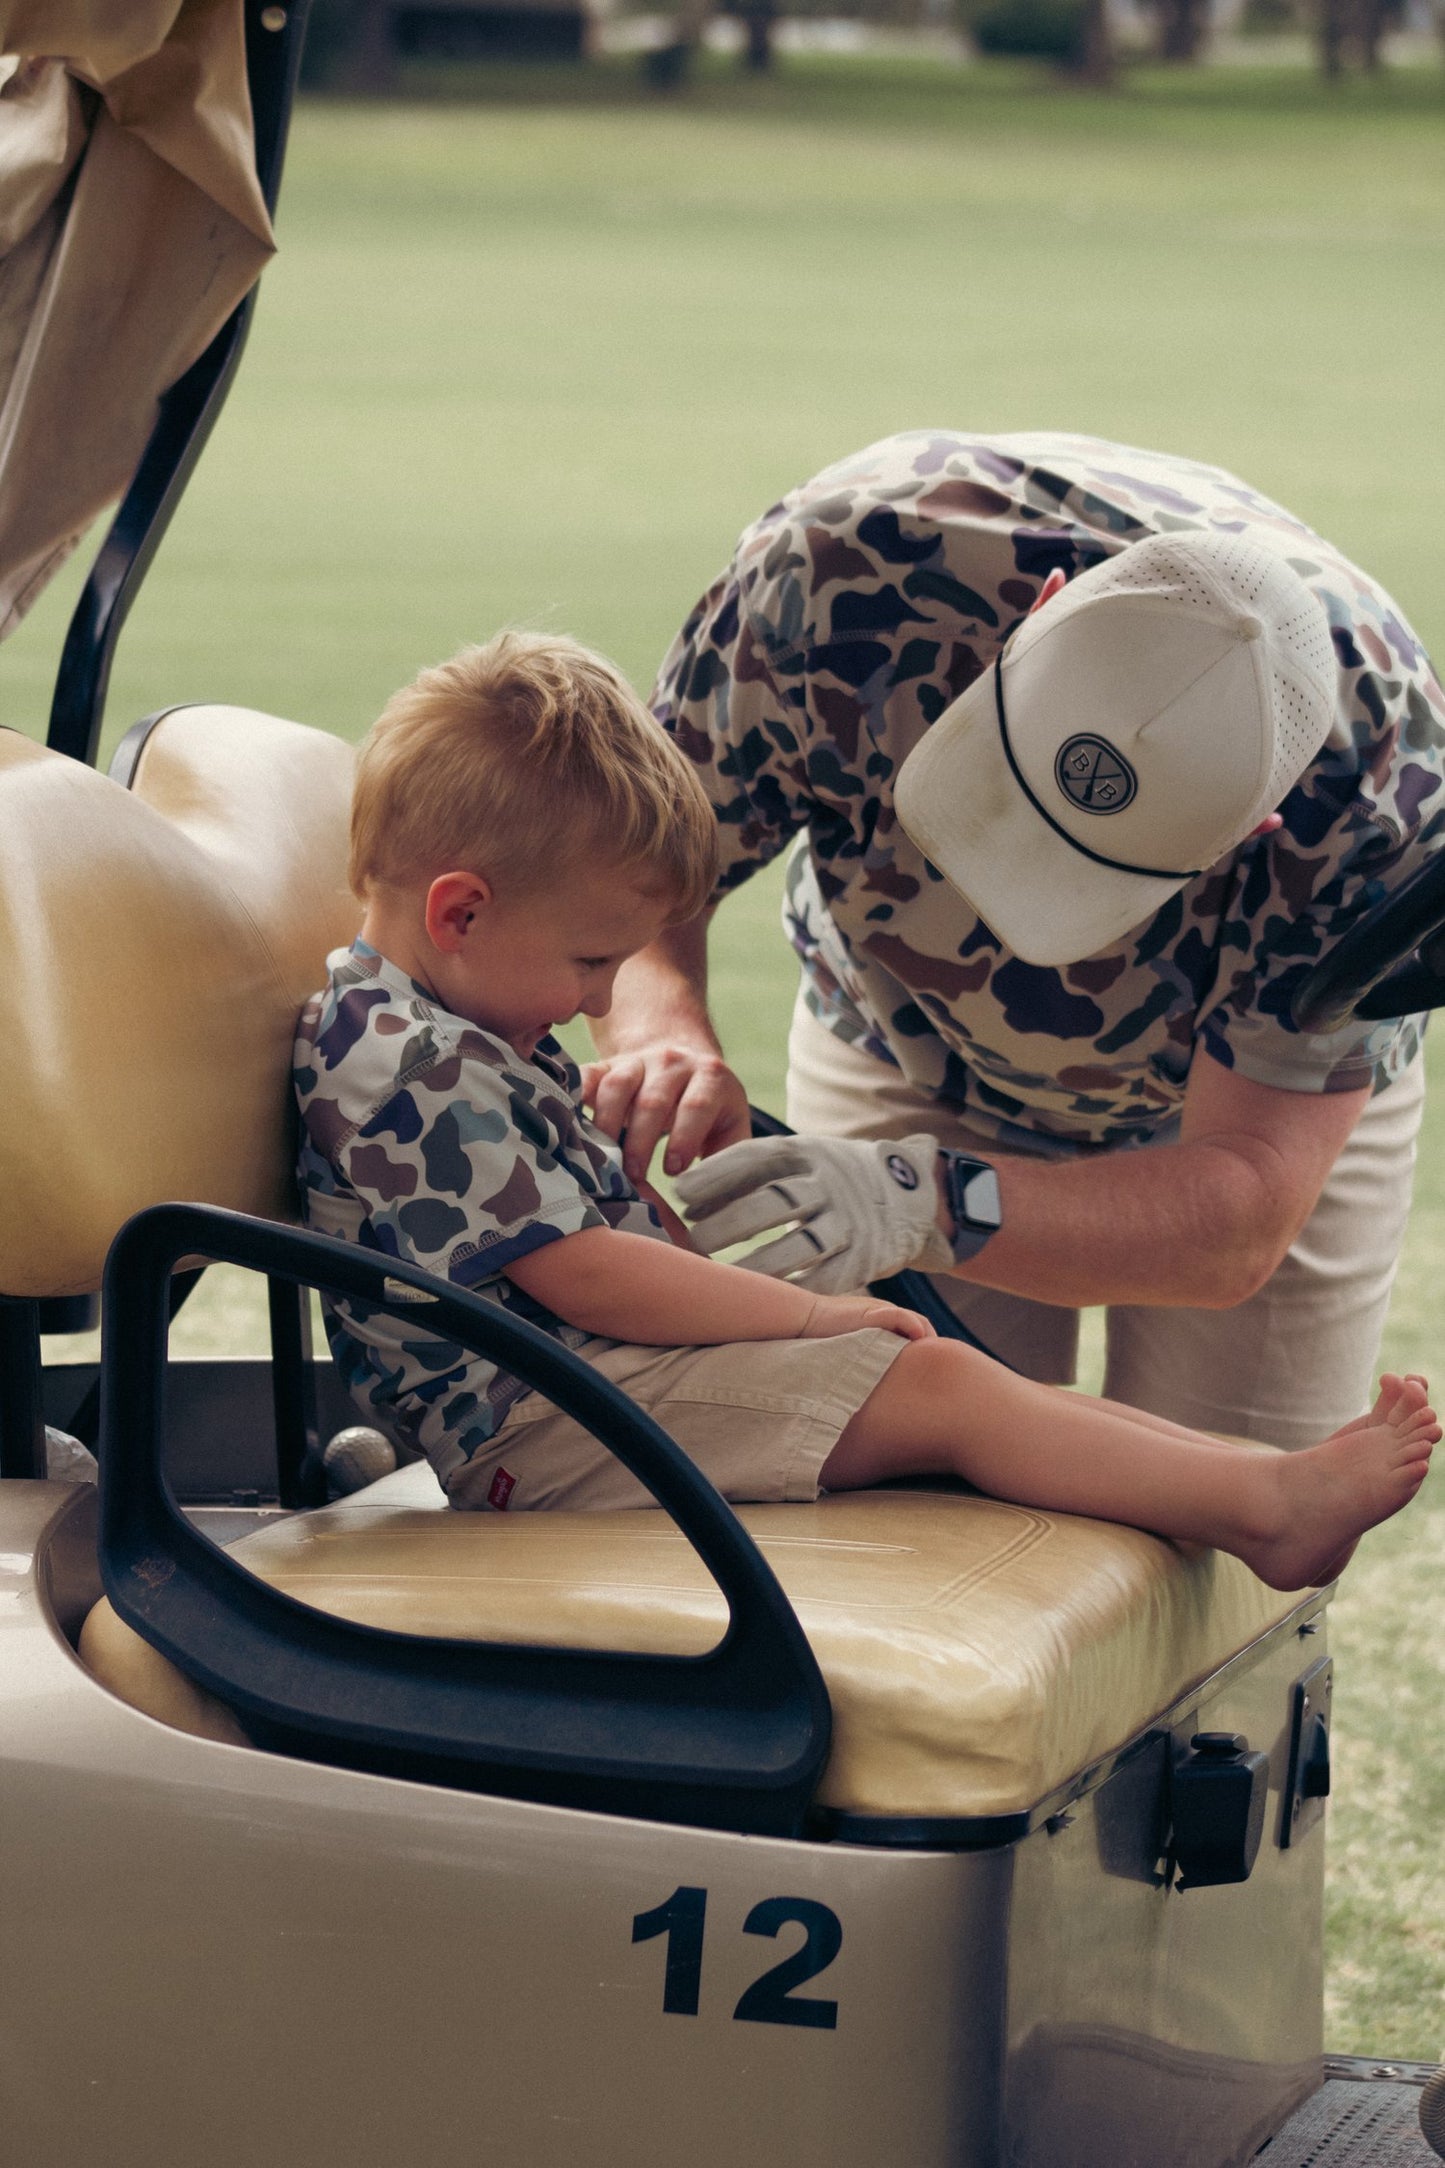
[335,939,575,1085]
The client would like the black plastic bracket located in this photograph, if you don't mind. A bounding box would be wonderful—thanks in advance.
[0,1298,46,1479]
[266,1275,325,1509]
[1280,1655,1332,1850]
[1170,1730,1270,1890]
[99,1203,832,1836]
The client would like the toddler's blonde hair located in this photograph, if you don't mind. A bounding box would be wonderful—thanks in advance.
[350,632,718,917]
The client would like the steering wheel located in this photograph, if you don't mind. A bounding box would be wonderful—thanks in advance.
[1291,850,1445,1035]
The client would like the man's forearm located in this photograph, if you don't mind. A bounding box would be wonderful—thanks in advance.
[951,1135,1294,1310]
[509,1228,816,1343]
[947,1059,1370,1311]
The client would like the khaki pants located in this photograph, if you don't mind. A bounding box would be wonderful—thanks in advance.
[452,1328,905,1512]
[785,994,1425,1449]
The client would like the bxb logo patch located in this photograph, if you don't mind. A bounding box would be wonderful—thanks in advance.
[1055,735,1137,815]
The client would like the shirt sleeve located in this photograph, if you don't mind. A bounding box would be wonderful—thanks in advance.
[653,494,1018,907]
[1198,748,1443,1095]
[336,1041,607,1287]
[651,550,816,899]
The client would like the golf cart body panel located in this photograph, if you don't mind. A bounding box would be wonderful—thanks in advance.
[8,1476,1329,2168]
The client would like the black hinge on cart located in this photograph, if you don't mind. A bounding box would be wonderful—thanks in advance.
[1280,1656,1333,1850]
[1170,1731,1271,1889]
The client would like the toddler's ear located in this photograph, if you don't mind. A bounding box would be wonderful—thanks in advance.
[425,870,491,951]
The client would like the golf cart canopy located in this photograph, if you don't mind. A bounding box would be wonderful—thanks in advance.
[0,1,273,642]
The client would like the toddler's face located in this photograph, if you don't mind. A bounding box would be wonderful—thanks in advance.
[436,861,674,1058]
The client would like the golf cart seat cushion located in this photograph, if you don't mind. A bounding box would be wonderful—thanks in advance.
[79,1594,251,1750]
[80,1478,1306,1820]
[120,705,355,992]
[0,713,354,1295]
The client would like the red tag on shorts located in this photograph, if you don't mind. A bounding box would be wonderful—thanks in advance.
[487,1466,517,1512]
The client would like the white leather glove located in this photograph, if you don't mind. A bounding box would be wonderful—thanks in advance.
[673,1132,952,1294]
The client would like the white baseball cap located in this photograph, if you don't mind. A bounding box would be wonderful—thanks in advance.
[893,529,1344,967]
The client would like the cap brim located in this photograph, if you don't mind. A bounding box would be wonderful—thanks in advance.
[893,671,1185,968]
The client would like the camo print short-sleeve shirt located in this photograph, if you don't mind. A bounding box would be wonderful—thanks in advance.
[654,431,1445,1154]
[294,941,668,1491]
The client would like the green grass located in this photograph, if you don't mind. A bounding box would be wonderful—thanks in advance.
[12,55,1445,2054]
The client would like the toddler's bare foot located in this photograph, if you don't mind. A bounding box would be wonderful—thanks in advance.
[1312,1382,1420,1584]
[1235,1379,1438,1590]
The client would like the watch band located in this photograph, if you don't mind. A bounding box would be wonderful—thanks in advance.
[939,1149,1003,1265]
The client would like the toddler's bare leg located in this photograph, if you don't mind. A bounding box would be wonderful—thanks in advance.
[1067,1370,1422,1450]
[820,1342,1437,1591]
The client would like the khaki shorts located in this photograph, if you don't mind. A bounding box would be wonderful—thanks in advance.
[445,1327,906,1513]
[786,991,1426,1451]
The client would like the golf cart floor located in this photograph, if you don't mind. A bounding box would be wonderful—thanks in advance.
[1259,2063,1439,2164]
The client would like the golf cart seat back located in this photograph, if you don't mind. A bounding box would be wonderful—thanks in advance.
[0,706,355,1297]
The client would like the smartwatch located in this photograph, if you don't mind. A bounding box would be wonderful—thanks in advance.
[938,1149,1003,1265]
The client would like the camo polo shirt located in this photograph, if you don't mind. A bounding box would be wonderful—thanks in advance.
[654,431,1445,1154]
[294,941,667,1490]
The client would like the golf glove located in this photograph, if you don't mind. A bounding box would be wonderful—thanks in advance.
[673,1132,952,1294]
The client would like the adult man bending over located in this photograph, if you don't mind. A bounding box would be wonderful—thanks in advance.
[584,432,1445,1447]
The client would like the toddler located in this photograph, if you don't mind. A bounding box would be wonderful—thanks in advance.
[294,632,1436,1589]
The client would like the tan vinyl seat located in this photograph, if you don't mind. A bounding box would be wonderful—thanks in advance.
[81,1460,1306,1822]
[38,708,1305,1824]
[0,710,356,1295]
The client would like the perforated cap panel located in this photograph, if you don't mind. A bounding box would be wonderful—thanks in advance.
[1084,530,1338,823]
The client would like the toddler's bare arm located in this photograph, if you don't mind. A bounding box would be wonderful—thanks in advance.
[505,1227,929,1347]
[632,1177,693,1249]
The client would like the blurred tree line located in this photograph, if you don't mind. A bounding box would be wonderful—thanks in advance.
[960,0,1428,78]
[302,0,1445,88]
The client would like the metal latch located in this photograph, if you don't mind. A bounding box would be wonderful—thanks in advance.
[1281,1655,1332,1850]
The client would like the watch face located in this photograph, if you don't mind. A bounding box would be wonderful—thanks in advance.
[960,1164,1002,1231]
[947,1156,1001,1258]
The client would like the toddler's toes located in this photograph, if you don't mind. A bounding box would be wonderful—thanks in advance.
[1367,1375,1409,1427]
[1393,1421,1437,1467]
[1384,1385,1433,1434]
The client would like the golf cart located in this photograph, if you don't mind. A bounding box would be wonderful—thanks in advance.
[3,8,1445,2162]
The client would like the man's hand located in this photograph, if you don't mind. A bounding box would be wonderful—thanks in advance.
[580,1044,752,1184]
[674,1132,953,1293]
[582,910,751,1182]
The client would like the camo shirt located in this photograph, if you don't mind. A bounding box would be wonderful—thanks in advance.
[654,431,1445,1154]
[294,941,667,1490]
